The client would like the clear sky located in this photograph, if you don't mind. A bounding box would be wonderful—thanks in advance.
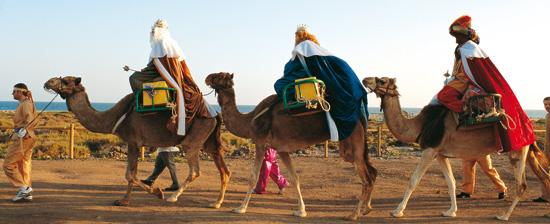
[0,0,548,109]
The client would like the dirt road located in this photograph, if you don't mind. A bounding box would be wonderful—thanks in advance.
[0,155,548,223]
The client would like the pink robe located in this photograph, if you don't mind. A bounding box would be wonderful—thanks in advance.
[254,147,288,194]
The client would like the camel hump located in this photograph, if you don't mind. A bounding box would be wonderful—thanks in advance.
[417,105,449,149]
[251,94,280,138]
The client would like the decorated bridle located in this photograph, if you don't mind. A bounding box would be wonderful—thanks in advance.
[208,74,234,95]
[366,77,400,112]
[368,77,399,98]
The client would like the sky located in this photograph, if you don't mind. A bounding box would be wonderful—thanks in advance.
[0,0,548,109]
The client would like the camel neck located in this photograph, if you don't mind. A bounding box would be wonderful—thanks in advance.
[381,95,422,143]
[67,91,131,134]
[217,88,253,138]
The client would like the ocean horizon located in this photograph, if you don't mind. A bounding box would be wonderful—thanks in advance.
[0,101,547,119]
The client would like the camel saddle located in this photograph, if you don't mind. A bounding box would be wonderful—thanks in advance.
[417,94,506,150]
[135,81,177,113]
[458,94,504,128]
[282,77,329,117]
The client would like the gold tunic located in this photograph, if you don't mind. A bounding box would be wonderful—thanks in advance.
[446,59,469,93]
[13,98,37,138]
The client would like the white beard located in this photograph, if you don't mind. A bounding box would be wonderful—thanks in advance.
[150,27,169,47]
[148,27,185,61]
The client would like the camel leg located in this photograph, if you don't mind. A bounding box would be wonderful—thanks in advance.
[348,162,368,221]
[497,145,529,221]
[209,151,232,209]
[278,151,307,217]
[167,118,216,203]
[166,149,201,203]
[114,145,163,206]
[391,148,436,218]
[232,146,265,214]
[346,125,376,221]
[362,161,378,216]
[436,156,457,217]
[526,144,550,218]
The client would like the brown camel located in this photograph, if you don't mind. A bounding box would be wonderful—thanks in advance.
[363,77,550,220]
[44,76,231,209]
[204,72,377,220]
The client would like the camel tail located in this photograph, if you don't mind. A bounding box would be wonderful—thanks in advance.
[362,116,377,185]
[204,113,225,154]
[527,143,550,198]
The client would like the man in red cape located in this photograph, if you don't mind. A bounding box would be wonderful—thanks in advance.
[436,15,535,152]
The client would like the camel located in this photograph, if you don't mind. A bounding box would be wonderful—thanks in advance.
[362,77,550,220]
[204,72,377,220]
[43,76,231,209]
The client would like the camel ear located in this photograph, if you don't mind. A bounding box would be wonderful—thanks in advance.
[75,77,82,85]
[230,73,234,79]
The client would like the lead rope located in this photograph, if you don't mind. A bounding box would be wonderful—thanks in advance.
[166,102,178,123]
[499,111,517,130]
[9,93,59,139]
[302,84,330,112]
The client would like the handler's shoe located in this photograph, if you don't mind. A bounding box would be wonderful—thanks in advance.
[140,179,154,187]
[164,185,179,192]
[498,192,506,200]
[12,187,33,202]
[456,192,470,199]
[278,182,289,195]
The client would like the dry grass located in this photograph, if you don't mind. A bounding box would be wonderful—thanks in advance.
[0,112,546,160]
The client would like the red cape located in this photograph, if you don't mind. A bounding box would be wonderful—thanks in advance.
[461,42,535,151]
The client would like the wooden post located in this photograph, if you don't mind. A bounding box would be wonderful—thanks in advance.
[324,141,329,158]
[140,147,145,161]
[69,123,75,159]
[377,126,382,157]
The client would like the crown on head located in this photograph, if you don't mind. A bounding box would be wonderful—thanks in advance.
[296,24,311,33]
[153,19,168,29]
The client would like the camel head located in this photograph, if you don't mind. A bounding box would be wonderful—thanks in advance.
[362,77,399,97]
[44,76,84,99]
[205,72,234,91]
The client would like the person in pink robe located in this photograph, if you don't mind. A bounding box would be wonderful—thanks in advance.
[254,147,289,194]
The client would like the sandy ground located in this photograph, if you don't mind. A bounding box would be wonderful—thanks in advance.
[0,154,549,224]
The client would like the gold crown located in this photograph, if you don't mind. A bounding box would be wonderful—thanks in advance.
[296,24,311,33]
[153,19,168,29]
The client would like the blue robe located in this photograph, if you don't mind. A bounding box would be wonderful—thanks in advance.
[274,55,368,140]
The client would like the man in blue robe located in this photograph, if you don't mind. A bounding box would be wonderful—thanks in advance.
[274,25,368,140]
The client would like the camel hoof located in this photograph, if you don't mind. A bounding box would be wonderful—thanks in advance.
[152,188,164,200]
[165,195,178,203]
[390,210,404,218]
[441,210,456,217]
[232,207,247,214]
[363,208,373,216]
[293,210,307,218]
[114,199,129,206]
[209,202,222,209]
[346,214,358,221]
[496,215,509,221]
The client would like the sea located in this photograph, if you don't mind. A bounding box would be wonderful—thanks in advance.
[0,101,547,119]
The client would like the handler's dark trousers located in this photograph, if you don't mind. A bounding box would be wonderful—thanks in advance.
[145,152,179,187]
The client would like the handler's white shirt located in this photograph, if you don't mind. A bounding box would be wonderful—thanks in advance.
[157,146,180,153]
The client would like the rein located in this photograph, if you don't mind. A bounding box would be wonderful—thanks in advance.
[8,93,59,139]
[31,93,59,126]
[202,89,215,96]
